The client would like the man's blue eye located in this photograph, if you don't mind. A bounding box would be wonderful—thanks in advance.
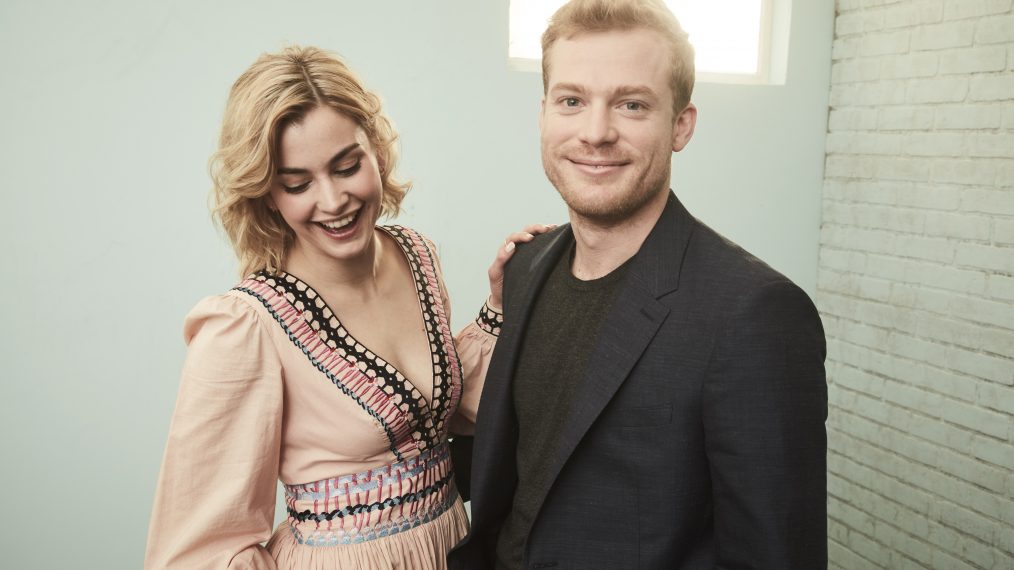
[625,102,643,111]
[564,98,579,107]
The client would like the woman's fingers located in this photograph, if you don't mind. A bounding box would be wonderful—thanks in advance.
[488,223,558,310]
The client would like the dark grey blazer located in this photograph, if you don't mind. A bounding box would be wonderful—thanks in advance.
[450,193,828,569]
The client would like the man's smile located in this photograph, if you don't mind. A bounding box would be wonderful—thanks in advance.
[566,157,631,176]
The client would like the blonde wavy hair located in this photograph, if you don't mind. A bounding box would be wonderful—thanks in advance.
[541,0,696,114]
[210,45,410,277]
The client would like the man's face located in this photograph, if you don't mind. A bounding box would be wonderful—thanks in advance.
[540,28,694,224]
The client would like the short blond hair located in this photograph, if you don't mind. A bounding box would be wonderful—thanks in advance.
[210,45,410,277]
[541,0,696,113]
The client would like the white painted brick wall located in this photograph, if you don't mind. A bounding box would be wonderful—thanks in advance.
[821,2,1014,568]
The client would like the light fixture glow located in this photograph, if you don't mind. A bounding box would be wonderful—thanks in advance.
[509,0,767,77]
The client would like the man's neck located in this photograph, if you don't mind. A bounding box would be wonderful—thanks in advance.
[569,189,669,281]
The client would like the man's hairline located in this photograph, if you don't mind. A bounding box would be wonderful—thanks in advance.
[540,26,688,114]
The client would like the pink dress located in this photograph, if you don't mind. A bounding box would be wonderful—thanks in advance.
[145,226,501,569]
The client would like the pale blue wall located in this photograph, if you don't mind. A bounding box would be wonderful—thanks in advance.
[0,1,833,566]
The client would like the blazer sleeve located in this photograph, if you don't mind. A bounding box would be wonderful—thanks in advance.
[702,280,828,568]
[145,294,284,569]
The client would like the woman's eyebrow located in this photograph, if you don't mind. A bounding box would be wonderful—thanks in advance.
[276,143,361,175]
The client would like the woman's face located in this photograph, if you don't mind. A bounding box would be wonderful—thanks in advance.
[268,105,384,269]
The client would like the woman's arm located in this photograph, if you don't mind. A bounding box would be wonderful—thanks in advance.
[145,295,283,569]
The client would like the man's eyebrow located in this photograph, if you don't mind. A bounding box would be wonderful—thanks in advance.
[548,82,587,95]
[276,143,361,175]
[548,83,659,99]
[613,85,658,99]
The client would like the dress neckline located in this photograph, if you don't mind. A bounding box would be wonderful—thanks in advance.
[241,225,462,454]
[275,226,435,405]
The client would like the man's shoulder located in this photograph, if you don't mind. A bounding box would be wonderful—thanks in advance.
[686,219,793,287]
[505,223,570,275]
[676,218,816,316]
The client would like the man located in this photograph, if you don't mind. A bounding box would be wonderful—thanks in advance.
[450,0,828,568]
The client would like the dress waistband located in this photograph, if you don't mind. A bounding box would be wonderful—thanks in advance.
[284,442,458,546]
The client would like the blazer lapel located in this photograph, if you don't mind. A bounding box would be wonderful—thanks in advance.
[468,227,574,529]
[530,193,695,511]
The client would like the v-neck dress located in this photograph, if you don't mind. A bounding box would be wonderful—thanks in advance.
[145,226,502,569]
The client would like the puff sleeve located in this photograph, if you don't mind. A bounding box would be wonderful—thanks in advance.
[145,294,283,569]
[448,300,502,435]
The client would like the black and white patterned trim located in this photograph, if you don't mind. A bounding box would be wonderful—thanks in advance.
[475,300,504,337]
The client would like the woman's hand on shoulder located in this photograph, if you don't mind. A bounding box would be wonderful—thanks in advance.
[487,223,556,311]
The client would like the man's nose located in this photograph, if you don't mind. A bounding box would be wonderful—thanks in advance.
[578,105,618,146]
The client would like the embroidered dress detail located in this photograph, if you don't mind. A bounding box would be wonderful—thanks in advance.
[147,224,489,569]
[382,226,464,441]
[233,279,415,460]
[284,442,458,546]
[232,225,464,459]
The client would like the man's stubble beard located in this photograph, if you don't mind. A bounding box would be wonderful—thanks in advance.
[542,146,672,226]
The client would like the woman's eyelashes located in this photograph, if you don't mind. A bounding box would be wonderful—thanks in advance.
[335,159,361,177]
[279,159,362,194]
[282,181,310,194]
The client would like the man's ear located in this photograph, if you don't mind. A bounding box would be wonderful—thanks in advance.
[672,102,697,153]
[539,97,546,131]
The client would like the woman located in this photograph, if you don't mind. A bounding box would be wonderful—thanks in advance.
[145,46,542,569]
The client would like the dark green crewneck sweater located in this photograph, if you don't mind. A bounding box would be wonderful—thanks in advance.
[496,245,632,569]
